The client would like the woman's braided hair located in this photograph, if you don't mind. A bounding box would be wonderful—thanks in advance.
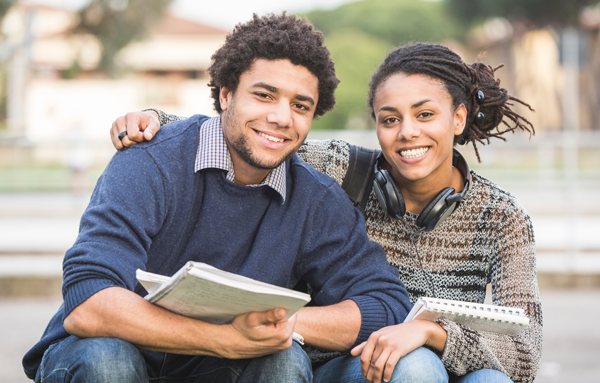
[368,43,534,162]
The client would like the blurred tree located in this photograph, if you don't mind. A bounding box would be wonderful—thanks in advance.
[311,30,390,130]
[305,0,466,130]
[76,0,173,77]
[0,0,16,20]
[446,0,594,28]
[306,0,466,46]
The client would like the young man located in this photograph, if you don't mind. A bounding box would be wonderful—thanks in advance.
[23,14,411,383]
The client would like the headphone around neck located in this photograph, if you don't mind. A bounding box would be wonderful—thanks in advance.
[372,149,471,232]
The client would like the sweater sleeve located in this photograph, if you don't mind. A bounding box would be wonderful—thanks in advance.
[143,108,188,127]
[438,204,543,383]
[297,139,351,187]
[297,178,412,347]
[61,147,168,317]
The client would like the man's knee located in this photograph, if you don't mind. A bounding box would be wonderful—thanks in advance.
[241,342,312,383]
[37,336,147,383]
[389,347,447,383]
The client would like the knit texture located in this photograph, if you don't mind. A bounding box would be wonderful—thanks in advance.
[297,139,543,383]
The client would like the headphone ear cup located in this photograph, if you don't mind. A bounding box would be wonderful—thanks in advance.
[387,172,405,216]
[373,169,406,219]
[416,187,454,231]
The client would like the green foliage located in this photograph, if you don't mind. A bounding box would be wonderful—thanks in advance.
[446,0,594,27]
[76,0,173,77]
[305,0,466,47]
[0,0,16,21]
[310,30,391,130]
[304,0,467,130]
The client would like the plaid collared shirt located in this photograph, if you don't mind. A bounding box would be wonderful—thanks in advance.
[194,116,287,202]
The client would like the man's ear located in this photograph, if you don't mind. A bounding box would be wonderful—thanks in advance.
[454,104,467,136]
[219,87,232,111]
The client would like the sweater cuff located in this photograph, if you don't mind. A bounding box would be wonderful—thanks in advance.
[350,295,387,347]
[436,319,462,374]
[63,278,118,318]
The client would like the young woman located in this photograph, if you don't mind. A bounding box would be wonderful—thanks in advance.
[110,43,542,383]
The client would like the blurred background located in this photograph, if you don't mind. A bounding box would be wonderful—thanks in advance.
[0,0,599,382]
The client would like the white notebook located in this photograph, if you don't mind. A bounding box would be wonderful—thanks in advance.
[137,261,311,324]
[404,297,529,336]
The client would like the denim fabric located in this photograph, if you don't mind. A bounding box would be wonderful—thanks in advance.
[450,369,513,383]
[312,346,513,383]
[35,336,147,383]
[35,335,312,383]
[313,347,447,383]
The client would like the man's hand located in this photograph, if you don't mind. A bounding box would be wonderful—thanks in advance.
[350,320,447,383]
[221,308,297,359]
[110,110,161,150]
[64,287,296,358]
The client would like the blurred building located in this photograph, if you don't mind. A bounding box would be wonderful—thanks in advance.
[3,3,227,148]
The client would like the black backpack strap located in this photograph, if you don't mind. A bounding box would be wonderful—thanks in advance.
[341,145,381,217]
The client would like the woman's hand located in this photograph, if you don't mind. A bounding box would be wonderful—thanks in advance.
[110,110,161,150]
[350,319,447,383]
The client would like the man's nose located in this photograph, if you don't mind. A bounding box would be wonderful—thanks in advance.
[267,101,292,128]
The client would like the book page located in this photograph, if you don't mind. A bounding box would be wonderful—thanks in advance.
[150,272,309,324]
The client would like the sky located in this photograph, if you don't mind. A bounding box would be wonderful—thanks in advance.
[29,0,363,30]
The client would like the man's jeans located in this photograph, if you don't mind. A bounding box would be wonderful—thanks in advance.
[35,335,312,383]
[312,347,513,383]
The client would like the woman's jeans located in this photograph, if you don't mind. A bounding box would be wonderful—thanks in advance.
[35,335,312,383]
[312,347,513,383]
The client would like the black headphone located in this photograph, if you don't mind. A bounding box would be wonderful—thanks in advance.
[372,149,471,232]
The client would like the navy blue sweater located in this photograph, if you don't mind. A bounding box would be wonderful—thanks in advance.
[23,115,411,378]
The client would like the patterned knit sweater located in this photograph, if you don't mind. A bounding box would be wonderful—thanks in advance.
[155,111,543,382]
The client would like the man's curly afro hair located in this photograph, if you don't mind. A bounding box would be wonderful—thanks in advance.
[208,13,339,118]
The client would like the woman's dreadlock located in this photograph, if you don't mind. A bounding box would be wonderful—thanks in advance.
[367,43,534,162]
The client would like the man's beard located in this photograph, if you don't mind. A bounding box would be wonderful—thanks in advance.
[225,105,298,170]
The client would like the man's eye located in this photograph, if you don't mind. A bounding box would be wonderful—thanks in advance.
[295,103,308,110]
[419,112,433,118]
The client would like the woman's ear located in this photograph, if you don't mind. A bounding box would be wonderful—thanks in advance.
[219,87,232,111]
[454,104,467,136]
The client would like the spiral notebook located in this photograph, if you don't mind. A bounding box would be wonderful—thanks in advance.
[404,297,529,336]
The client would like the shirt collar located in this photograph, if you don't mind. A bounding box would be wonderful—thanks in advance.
[194,116,287,202]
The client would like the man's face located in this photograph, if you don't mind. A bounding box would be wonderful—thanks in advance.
[219,59,319,182]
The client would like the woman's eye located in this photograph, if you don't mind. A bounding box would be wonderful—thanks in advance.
[419,112,433,118]
[383,117,398,124]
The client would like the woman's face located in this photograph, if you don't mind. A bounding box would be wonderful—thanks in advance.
[374,72,466,186]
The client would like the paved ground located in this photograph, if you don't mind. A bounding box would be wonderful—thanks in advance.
[2,289,598,383]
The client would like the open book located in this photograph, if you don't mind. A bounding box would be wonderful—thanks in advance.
[404,297,529,336]
[137,261,311,324]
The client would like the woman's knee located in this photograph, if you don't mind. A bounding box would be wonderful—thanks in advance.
[388,347,448,383]
[453,369,512,383]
